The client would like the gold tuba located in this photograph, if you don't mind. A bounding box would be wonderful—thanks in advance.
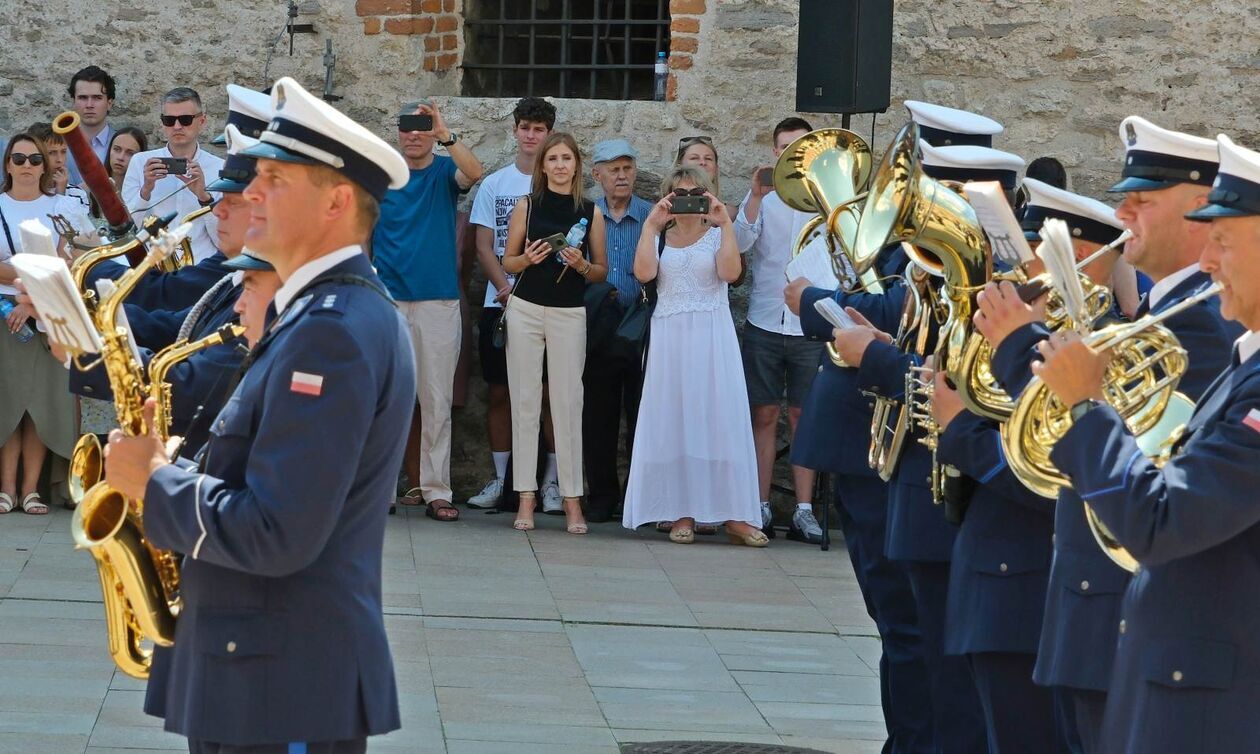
[1001,283,1222,571]
[69,223,243,678]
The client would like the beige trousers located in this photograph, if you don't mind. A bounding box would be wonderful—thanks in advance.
[399,299,461,502]
[504,297,586,497]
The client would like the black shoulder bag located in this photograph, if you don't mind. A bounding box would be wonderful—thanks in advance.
[609,230,667,367]
[491,197,531,349]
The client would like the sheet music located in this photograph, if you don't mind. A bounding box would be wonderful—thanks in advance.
[963,181,1035,267]
[10,254,102,354]
[1038,219,1088,327]
[784,232,841,289]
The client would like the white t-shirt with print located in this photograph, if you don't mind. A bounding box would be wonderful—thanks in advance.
[469,163,532,309]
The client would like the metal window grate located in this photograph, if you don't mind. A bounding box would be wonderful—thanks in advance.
[463,0,670,100]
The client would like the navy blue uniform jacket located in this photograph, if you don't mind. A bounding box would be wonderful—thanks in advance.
[1050,344,1260,754]
[990,268,1239,690]
[69,276,243,454]
[792,246,907,477]
[140,254,414,745]
[937,411,1053,655]
[88,251,231,312]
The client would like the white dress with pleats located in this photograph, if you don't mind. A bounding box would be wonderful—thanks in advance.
[622,226,761,529]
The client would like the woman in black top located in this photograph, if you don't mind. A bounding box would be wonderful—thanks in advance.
[502,132,607,534]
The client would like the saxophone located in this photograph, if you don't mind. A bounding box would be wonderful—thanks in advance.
[68,224,243,678]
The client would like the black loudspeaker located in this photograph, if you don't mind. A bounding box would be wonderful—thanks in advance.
[796,0,893,114]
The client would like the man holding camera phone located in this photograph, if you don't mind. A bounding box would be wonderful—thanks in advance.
[733,116,825,545]
[121,86,223,262]
[374,99,484,522]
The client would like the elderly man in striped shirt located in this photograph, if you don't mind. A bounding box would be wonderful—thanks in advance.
[583,138,653,523]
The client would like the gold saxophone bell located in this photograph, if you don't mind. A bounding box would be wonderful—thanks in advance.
[68,434,103,506]
[69,221,244,678]
[1001,283,1222,572]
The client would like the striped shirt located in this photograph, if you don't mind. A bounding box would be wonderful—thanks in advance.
[598,195,653,306]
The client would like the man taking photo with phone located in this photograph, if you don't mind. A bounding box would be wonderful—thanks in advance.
[375,99,484,522]
[121,87,223,262]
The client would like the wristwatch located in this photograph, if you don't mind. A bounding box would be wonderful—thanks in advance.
[1069,398,1103,422]
[438,132,459,147]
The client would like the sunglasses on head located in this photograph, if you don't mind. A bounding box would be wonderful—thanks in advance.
[672,187,706,197]
[678,135,714,148]
[9,153,44,166]
[160,113,201,127]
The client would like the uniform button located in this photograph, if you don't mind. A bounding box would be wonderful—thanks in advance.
[999,563,1008,573]
[818,365,824,374]
[1119,619,1126,634]
[226,641,237,653]
[1080,580,1090,591]
[1051,533,1056,545]
[1172,670,1183,682]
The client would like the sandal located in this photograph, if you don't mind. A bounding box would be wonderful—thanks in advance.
[514,494,537,531]
[20,493,48,515]
[563,498,587,535]
[424,500,459,522]
[655,520,675,533]
[0,493,13,514]
[397,487,424,506]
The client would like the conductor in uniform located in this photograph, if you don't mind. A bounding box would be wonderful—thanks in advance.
[104,77,415,753]
[1032,133,1260,754]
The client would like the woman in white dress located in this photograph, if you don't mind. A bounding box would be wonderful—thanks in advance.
[622,166,767,547]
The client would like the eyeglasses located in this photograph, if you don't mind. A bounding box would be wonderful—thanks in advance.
[160,113,202,127]
[9,153,45,166]
[671,187,707,197]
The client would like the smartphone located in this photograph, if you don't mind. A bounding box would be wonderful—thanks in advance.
[814,298,858,330]
[541,233,568,254]
[670,195,710,215]
[398,113,434,132]
[159,157,188,175]
[757,166,774,189]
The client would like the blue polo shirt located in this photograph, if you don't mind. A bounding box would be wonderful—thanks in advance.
[372,155,462,301]
[599,194,653,306]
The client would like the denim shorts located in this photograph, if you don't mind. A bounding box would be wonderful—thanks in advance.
[740,323,824,407]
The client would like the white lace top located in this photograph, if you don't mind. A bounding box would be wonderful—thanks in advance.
[653,226,728,318]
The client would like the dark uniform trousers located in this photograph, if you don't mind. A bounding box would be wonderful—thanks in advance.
[143,255,412,745]
[856,306,987,754]
[937,411,1064,754]
[581,352,642,519]
[188,740,365,754]
[88,250,232,312]
[1050,344,1260,754]
[795,255,936,754]
[990,269,1239,753]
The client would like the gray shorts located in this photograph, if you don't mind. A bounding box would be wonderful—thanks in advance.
[741,323,824,407]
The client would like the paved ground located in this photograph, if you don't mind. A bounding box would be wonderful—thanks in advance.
[0,503,886,753]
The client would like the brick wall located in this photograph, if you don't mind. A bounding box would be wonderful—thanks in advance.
[356,0,462,72]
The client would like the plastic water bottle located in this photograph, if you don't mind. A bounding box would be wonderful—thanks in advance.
[653,52,668,101]
[0,298,35,343]
[559,218,589,266]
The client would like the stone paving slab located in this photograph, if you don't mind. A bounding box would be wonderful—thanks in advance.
[0,506,882,753]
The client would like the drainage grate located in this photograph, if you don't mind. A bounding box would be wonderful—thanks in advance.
[620,743,830,754]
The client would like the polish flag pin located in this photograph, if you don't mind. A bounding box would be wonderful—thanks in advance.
[1243,408,1260,434]
[290,371,324,397]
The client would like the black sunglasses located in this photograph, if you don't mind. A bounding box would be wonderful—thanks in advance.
[160,113,202,127]
[9,153,44,166]
[672,187,706,197]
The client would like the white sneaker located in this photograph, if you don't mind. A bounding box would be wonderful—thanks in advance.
[541,481,563,514]
[466,478,503,508]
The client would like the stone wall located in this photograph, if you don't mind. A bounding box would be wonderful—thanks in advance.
[2,0,1257,499]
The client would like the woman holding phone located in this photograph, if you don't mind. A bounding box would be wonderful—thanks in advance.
[501,132,607,534]
[622,166,766,547]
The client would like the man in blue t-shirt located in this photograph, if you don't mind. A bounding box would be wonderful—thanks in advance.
[373,99,484,522]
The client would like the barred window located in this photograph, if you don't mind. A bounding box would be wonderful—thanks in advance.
[463,0,671,100]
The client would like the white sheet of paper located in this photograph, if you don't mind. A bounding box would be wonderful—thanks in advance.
[1038,218,1088,326]
[784,233,841,289]
[10,254,102,354]
[17,219,57,257]
[963,181,1035,267]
